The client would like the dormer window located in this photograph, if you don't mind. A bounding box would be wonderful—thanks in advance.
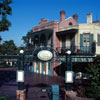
[69,22,73,25]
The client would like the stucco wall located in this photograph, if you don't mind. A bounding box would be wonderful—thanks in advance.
[94,25,100,54]
[59,17,77,30]
[78,23,100,55]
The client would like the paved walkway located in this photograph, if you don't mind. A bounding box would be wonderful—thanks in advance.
[0,68,17,100]
[25,70,65,100]
[0,68,65,100]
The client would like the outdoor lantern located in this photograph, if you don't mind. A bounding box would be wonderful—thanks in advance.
[20,50,24,54]
[66,50,71,55]
[16,49,25,90]
[17,70,24,82]
[65,71,73,83]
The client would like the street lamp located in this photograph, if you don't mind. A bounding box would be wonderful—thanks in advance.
[17,49,24,90]
[65,50,73,91]
[66,50,71,55]
[20,50,24,54]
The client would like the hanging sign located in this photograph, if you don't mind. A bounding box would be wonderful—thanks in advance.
[37,50,53,61]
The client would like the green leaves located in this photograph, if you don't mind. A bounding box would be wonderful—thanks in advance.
[0,0,12,32]
[85,56,100,98]
[0,16,11,31]
[0,96,10,100]
[0,40,18,55]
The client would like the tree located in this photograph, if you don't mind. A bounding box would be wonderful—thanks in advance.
[22,30,32,46]
[22,35,29,46]
[1,40,18,55]
[0,43,3,54]
[0,0,12,31]
[0,36,2,43]
[85,56,100,98]
[22,30,33,55]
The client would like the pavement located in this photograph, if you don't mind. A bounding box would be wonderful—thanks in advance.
[0,68,66,100]
[0,68,17,100]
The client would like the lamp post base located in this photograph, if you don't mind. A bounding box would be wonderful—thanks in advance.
[64,90,77,100]
[16,89,26,100]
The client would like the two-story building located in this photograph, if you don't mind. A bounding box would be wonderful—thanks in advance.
[25,10,100,77]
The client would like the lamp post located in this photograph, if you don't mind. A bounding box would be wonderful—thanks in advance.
[17,49,24,90]
[16,49,26,100]
[65,50,73,91]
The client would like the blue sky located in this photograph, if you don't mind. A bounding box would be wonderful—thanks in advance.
[0,0,100,46]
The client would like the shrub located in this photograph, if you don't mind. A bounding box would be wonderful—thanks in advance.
[0,96,10,100]
[85,56,100,98]
[76,85,86,97]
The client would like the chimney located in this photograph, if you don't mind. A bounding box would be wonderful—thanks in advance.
[73,14,78,24]
[87,14,92,24]
[60,10,66,22]
[39,18,48,25]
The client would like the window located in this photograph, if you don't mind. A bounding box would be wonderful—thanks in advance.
[69,22,73,25]
[97,34,100,46]
[83,34,90,46]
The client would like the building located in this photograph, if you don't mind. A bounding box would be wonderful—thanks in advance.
[25,10,100,77]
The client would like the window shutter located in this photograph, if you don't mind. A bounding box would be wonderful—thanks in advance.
[80,34,83,46]
[71,36,75,46]
[98,34,100,46]
[90,34,94,46]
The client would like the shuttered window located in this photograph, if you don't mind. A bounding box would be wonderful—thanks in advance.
[71,36,75,46]
[80,34,94,46]
[89,34,94,46]
[98,34,100,46]
[80,34,83,46]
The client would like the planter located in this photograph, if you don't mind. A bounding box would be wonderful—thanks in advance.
[66,93,94,100]
[65,90,94,100]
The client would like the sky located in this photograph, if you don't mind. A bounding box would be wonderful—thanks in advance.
[0,0,100,46]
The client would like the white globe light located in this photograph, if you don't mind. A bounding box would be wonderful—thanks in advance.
[20,50,24,54]
[66,50,71,55]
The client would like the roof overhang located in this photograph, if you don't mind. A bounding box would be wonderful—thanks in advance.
[56,29,78,36]
[28,29,53,37]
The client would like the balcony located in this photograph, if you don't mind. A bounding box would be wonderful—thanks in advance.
[24,44,53,55]
[56,46,96,56]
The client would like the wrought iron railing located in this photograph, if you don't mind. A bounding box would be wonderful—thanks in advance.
[56,46,96,55]
[24,44,53,55]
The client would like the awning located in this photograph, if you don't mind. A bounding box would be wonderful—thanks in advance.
[56,29,78,36]
[28,29,53,37]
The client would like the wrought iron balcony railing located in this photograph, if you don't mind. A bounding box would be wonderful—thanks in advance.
[56,46,96,55]
[24,44,53,55]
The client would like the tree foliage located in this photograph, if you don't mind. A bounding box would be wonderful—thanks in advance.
[22,35,29,46]
[0,96,10,100]
[22,30,33,55]
[85,56,100,98]
[0,0,12,31]
[0,40,18,55]
[22,30,32,45]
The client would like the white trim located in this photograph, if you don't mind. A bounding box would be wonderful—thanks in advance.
[34,62,36,72]
[46,62,48,75]
[60,17,73,24]
[40,63,42,74]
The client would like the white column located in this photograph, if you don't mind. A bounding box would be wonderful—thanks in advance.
[40,63,42,74]
[34,62,36,72]
[46,62,48,75]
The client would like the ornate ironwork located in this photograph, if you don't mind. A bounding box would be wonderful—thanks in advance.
[56,46,96,55]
